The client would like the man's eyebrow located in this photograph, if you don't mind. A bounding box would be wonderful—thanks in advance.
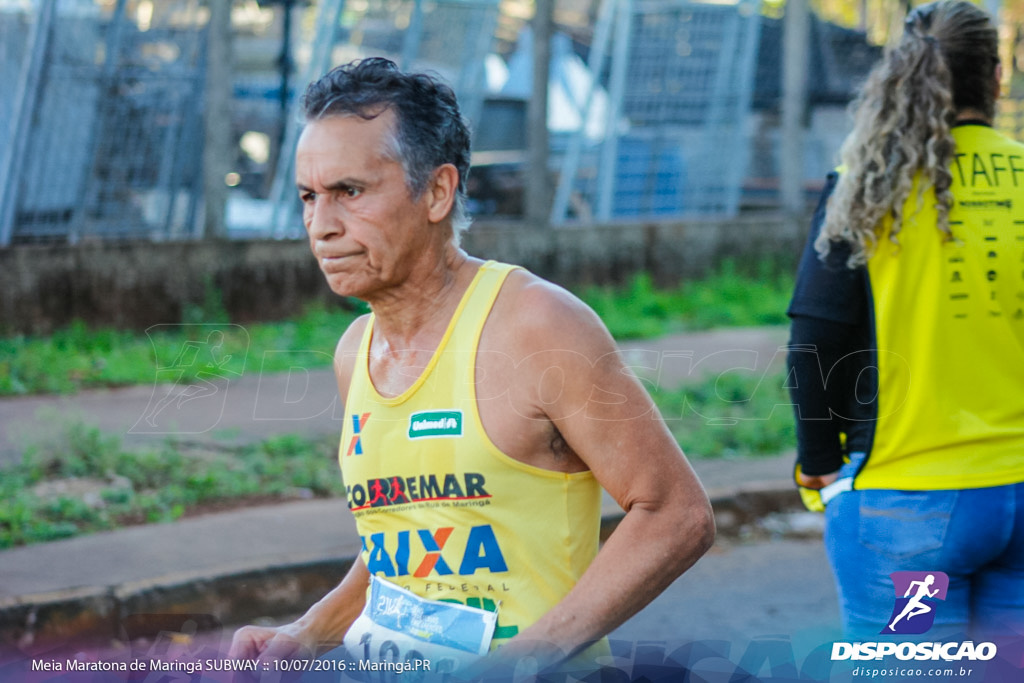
[296,178,363,193]
[325,178,362,190]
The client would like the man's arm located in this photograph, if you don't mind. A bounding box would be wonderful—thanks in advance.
[498,281,714,662]
[230,316,371,660]
[230,558,370,659]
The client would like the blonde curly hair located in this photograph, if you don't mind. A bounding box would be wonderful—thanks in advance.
[817,1,1000,266]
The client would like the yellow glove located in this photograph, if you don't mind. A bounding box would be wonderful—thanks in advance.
[794,463,826,512]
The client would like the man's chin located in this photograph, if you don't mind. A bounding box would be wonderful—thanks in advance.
[325,276,373,301]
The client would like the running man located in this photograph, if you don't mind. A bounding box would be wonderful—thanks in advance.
[888,575,940,632]
[229,58,714,671]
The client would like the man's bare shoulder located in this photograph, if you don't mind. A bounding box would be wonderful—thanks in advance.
[489,269,615,357]
[333,314,371,394]
[335,313,371,356]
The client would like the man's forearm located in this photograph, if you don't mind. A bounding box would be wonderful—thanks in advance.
[292,557,371,651]
[505,496,714,661]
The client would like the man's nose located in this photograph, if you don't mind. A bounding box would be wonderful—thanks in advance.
[307,197,343,241]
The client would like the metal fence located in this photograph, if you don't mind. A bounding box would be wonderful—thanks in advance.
[0,0,208,245]
[265,0,502,237]
[2,0,1020,246]
[551,0,762,223]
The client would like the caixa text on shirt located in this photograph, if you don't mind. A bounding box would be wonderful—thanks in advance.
[361,524,509,578]
[346,472,490,510]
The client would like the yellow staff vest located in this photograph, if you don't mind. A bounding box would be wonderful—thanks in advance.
[338,260,602,648]
[860,125,1024,490]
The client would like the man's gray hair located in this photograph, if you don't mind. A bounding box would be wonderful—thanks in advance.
[301,58,473,241]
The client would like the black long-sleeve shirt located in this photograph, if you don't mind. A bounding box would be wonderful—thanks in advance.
[786,173,877,476]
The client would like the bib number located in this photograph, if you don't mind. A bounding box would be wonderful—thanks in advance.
[343,576,497,674]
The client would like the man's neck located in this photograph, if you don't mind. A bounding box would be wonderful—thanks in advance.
[367,245,475,352]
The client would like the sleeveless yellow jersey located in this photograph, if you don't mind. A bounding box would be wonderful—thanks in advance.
[338,260,602,648]
[858,124,1024,490]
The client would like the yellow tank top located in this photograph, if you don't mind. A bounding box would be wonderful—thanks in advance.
[338,260,602,648]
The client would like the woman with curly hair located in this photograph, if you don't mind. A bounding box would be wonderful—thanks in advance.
[787,0,1024,638]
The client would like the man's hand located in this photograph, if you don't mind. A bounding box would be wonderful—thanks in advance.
[229,623,316,662]
[228,558,369,667]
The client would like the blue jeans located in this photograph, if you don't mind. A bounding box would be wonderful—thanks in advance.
[824,478,1024,640]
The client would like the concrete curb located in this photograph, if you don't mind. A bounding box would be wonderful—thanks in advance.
[707,480,803,533]
[0,556,356,651]
[0,485,804,650]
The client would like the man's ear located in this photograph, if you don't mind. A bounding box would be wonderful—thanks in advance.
[426,164,459,224]
[994,61,1003,101]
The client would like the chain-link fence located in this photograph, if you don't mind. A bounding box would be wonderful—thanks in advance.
[552,0,762,223]
[264,0,503,237]
[340,0,498,123]
[0,0,208,245]
[3,0,1021,246]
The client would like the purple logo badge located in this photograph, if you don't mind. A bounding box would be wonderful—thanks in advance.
[882,571,949,635]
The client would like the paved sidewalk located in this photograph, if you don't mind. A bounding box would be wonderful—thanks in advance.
[0,327,790,465]
[0,327,799,648]
[0,454,795,599]
[0,454,799,649]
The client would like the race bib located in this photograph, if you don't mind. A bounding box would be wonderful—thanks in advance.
[343,576,498,673]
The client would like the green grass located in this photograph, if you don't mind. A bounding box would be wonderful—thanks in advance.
[0,422,345,549]
[0,301,366,396]
[651,368,795,459]
[0,263,792,396]
[579,261,794,340]
[0,366,795,548]
[0,263,797,547]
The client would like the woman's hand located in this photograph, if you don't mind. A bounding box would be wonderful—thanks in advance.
[796,470,840,490]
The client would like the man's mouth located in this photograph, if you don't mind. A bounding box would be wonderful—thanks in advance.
[319,252,362,269]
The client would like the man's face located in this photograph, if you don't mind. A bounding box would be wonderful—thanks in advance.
[295,110,436,300]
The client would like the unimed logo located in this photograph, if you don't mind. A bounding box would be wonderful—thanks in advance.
[883,571,948,635]
[408,410,463,439]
